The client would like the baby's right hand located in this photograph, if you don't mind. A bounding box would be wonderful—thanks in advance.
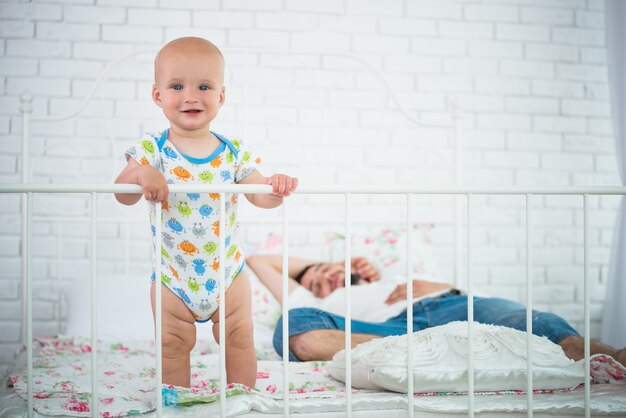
[137,166,169,203]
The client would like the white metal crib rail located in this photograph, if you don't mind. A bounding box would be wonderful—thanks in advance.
[2,183,626,418]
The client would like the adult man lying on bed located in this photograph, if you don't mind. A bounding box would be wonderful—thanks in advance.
[246,255,626,367]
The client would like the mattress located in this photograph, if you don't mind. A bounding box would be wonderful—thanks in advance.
[2,336,626,418]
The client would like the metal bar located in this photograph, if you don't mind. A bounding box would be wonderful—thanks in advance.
[583,195,590,418]
[243,50,249,143]
[3,184,626,195]
[282,201,290,417]
[155,202,163,417]
[454,196,463,290]
[16,216,146,223]
[0,184,272,194]
[344,193,352,417]
[57,226,62,334]
[21,94,32,349]
[526,194,533,418]
[219,193,227,417]
[90,193,98,418]
[406,193,414,417]
[453,99,463,292]
[467,193,474,418]
[26,192,33,418]
[12,215,449,226]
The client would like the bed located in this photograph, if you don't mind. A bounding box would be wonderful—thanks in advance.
[1,49,626,418]
[2,264,626,418]
[3,264,626,418]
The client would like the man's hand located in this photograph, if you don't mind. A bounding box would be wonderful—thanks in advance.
[266,174,298,197]
[384,280,453,305]
[347,257,380,282]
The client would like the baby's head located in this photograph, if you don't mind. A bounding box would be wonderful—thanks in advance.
[154,37,224,85]
[152,37,226,132]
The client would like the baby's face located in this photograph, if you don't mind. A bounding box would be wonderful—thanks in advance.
[152,45,225,134]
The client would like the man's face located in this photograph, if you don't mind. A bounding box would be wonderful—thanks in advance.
[299,263,347,298]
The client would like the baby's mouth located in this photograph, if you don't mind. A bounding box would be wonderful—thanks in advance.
[182,109,202,113]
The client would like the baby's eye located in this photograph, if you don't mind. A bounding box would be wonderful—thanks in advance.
[171,84,183,91]
[199,84,210,91]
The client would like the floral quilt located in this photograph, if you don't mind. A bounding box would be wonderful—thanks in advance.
[8,336,353,417]
[7,336,626,417]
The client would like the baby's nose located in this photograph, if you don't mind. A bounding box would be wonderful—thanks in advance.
[184,92,198,102]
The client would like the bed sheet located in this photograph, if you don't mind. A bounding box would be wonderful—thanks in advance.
[3,336,626,418]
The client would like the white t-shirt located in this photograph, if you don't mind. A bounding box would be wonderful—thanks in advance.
[288,282,450,323]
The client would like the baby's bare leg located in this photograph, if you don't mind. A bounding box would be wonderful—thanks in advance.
[150,283,197,388]
[211,270,257,388]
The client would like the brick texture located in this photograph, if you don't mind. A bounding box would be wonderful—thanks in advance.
[0,0,619,376]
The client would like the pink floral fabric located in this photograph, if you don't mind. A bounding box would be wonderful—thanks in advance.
[8,336,626,417]
[590,354,626,384]
[326,225,440,278]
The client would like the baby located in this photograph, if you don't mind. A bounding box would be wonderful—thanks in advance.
[114,37,298,389]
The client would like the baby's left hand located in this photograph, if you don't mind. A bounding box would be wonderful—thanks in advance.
[266,174,298,197]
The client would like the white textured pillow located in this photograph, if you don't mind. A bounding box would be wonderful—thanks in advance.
[63,267,280,343]
[327,321,584,393]
[64,273,154,341]
[248,266,282,329]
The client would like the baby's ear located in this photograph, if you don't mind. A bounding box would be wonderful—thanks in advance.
[152,84,163,107]
[219,86,226,107]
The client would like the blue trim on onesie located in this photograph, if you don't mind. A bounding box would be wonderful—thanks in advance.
[183,142,226,165]
[157,129,238,165]
[212,131,239,159]
[157,130,168,152]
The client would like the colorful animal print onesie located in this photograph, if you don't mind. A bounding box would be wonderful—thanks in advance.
[125,129,261,321]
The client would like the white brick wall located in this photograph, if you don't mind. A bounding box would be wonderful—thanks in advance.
[0,0,620,376]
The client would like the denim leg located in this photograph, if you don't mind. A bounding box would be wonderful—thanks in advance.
[422,295,580,344]
[475,299,580,344]
[273,295,581,361]
[273,307,412,361]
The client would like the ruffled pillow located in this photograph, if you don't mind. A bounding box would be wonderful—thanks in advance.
[326,321,584,393]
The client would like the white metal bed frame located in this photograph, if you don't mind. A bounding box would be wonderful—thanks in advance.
[2,49,625,418]
[2,183,626,418]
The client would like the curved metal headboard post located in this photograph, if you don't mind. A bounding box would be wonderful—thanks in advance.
[28,50,156,123]
[20,92,33,346]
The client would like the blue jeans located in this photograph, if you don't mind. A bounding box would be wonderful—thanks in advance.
[273,291,580,361]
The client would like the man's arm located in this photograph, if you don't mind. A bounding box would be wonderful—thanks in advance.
[384,279,453,304]
[246,255,314,305]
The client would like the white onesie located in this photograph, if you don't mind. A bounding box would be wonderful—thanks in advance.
[126,129,261,322]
